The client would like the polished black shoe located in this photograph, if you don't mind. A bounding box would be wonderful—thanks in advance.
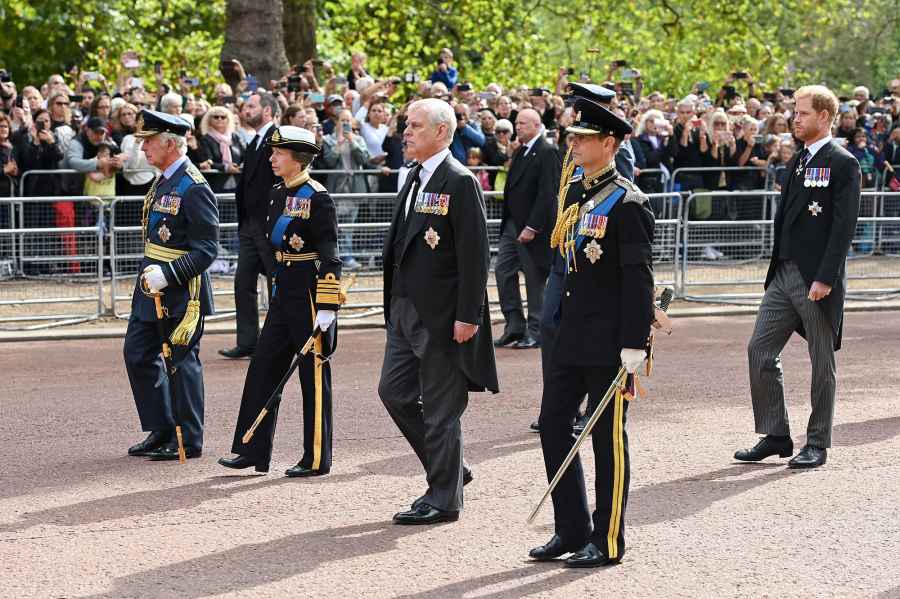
[530,420,541,433]
[218,345,255,359]
[218,455,269,473]
[573,413,589,434]
[128,431,171,456]
[493,331,524,348]
[511,336,540,349]
[285,463,329,477]
[463,465,474,486]
[147,443,202,460]
[392,503,459,525]
[734,435,793,462]
[788,445,827,469]
[529,534,583,561]
[564,542,619,568]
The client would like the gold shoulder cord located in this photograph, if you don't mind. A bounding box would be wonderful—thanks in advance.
[550,147,582,272]
[141,175,161,244]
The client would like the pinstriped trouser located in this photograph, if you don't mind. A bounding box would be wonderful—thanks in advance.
[747,261,837,448]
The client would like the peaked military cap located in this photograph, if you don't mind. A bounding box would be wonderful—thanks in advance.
[134,109,192,138]
[567,97,633,138]
[565,82,616,106]
[269,125,321,154]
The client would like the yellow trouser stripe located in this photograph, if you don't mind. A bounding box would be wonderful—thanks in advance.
[309,291,323,471]
[607,388,625,559]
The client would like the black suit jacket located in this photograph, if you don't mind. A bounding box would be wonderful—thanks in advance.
[383,154,499,393]
[236,125,280,227]
[502,136,560,267]
[767,140,861,350]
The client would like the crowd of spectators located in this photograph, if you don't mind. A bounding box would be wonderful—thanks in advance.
[2,51,900,268]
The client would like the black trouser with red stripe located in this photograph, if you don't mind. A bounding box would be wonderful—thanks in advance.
[538,362,630,561]
[229,290,333,472]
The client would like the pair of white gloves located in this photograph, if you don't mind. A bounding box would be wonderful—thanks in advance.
[620,348,646,374]
[141,264,336,332]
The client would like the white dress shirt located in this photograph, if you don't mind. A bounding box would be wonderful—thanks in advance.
[804,135,833,161]
[404,147,451,217]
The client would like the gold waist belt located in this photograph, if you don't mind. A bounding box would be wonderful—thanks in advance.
[145,242,188,262]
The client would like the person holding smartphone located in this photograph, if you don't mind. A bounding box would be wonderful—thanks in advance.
[428,48,458,89]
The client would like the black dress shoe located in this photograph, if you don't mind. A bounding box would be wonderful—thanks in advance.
[493,331,524,348]
[530,420,541,433]
[788,445,827,469]
[392,503,459,525]
[529,534,583,561]
[734,435,793,462]
[511,336,540,349]
[128,431,171,456]
[218,455,269,473]
[463,466,473,486]
[218,346,255,359]
[147,443,202,461]
[285,463,329,477]
[564,542,619,568]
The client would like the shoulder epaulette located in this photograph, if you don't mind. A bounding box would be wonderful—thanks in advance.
[305,178,327,193]
[186,165,207,185]
[615,176,648,204]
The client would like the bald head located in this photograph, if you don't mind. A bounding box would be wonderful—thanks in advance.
[516,108,542,144]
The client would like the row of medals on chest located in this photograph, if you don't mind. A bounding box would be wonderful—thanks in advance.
[578,177,613,265]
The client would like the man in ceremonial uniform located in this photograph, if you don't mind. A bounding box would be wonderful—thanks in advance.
[735,85,860,469]
[379,98,499,525]
[529,98,655,567]
[124,109,219,460]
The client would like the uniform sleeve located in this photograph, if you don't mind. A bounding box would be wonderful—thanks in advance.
[815,153,860,286]
[449,171,490,325]
[617,200,655,350]
[162,184,220,288]
[310,191,343,310]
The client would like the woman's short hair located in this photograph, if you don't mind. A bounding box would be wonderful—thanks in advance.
[636,109,664,136]
[199,106,236,137]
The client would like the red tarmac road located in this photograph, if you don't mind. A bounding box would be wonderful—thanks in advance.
[2,312,900,598]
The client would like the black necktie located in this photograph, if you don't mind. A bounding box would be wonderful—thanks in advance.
[794,148,811,177]
[249,134,260,153]
[404,166,423,221]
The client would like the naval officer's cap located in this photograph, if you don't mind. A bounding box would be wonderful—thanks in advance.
[268,125,321,155]
[567,97,633,139]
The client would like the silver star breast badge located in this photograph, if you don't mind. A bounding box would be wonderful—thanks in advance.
[158,223,171,242]
[289,233,304,251]
[584,239,603,264]
[424,226,440,250]
[808,201,822,216]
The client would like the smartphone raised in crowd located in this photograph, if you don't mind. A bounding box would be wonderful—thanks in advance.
[620,68,638,80]
[342,122,352,134]
[309,92,325,104]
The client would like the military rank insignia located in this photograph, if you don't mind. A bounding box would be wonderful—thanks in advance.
[803,168,830,188]
[289,233,305,250]
[284,196,311,219]
[584,239,603,264]
[424,226,441,250]
[414,192,450,216]
[578,213,608,239]
[153,194,181,215]
[158,223,172,243]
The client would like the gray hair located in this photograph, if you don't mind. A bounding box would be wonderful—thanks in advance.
[160,93,183,114]
[409,98,456,145]
[159,132,188,156]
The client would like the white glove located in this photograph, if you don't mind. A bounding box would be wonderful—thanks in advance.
[620,348,646,374]
[142,264,168,292]
[315,309,336,332]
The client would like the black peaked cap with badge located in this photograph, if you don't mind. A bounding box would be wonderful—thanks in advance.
[135,109,193,138]
[566,82,617,105]
[567,97,633,138]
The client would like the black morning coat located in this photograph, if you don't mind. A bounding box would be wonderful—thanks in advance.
[236,125,279,227]
[551,169,656,367]
[382,154,500,393]
[768,140,860,350]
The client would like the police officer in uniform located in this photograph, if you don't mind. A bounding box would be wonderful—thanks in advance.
[124,110,219,460]
[218,126,342,476]
[529,99,655,567]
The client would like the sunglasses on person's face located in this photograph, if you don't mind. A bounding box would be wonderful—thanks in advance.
[54,101,70,106]
[211,114,228,120]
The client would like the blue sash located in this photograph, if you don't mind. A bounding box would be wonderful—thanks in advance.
[573,187,625,251]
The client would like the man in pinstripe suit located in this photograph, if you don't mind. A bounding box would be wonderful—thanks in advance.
[735,85,860,469]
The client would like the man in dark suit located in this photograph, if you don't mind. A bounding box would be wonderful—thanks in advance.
[735,85,860,469]
[494,108,559,349]
[220,92,281,359]
[379,98,499,525]
[124,110,219,460]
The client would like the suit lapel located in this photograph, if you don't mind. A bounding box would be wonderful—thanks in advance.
[402,156,451,256]
[506,140,536,188]
[785,142,835,226]
[244,127,271,181]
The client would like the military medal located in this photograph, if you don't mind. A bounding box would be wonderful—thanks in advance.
[804,168,830,188]
[153,194,181,215]
[578,213,608,239]
[424,226,440,250]
[584,239,603,264]
[808,201,823,216]
[158,223,171,242]
[289,233,304,251]
[415,192,450,215]
[284,196,311,219]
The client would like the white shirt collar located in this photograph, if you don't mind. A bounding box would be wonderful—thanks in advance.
[256,120,275,148]
[805,135,832,160]
[419,147,451,178]
[162,155,188,180]
[522,130,543,154]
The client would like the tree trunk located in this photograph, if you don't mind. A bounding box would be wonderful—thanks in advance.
[222,0,289,87]
[283,0,317,67]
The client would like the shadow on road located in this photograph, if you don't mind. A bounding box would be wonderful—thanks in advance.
[393,564,595,599]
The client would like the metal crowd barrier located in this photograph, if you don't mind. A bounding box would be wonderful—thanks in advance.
[0,196,105,329]
[668,166,768,193]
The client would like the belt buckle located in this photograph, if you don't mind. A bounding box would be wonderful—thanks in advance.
[275,250,283,263]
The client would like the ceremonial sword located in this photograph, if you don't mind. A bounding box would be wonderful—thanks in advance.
[527,287,674,524]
